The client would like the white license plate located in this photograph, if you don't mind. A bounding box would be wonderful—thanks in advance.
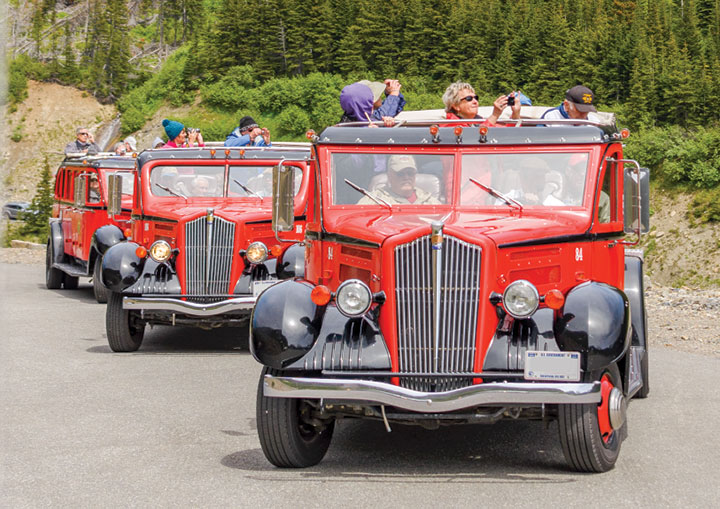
[252,279,278,297]
[524,351,580,381]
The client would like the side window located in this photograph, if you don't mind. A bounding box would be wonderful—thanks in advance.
[55,170,63,199]
[598,163,614,224]
[87,174,101,203]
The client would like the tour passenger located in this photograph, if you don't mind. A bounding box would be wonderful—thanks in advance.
[190,176,213,197]
[339,82,395,127]
[357,79,406,121]
[113,142,127,156]
[65,127,101,156]
[152,137,165,149]
[225,116,271,147]
[541,85,601,123]
[161,119,204,148]
[442,81,521,126]
[123,136,137,153]
[357,155,440,205]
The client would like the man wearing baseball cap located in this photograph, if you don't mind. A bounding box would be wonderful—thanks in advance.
[357,154,440,205]
[541,85,601,123]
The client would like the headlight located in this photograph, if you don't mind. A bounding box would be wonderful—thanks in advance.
[149,240,172,262]
[246,241,268,264]
[336,279,372,317]
[502,280,539,318]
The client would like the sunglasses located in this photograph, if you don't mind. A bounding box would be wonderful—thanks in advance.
[393,169,417,178]
[78,132,89,136]
[460,95,479,102]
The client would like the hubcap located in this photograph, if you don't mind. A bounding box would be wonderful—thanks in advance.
[597,374,615,443]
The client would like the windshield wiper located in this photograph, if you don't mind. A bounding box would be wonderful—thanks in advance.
[233,179,263,198]
[154,183,188,201]
[344,179,392,209]
[468,178,523,210]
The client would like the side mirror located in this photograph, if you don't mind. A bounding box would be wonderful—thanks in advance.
[107,173,123,217]
[272,163,295,233]
[623,166,650,234]
[74,175,86,206]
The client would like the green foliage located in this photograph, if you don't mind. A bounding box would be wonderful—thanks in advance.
[19,158,55,238]
[6,55,49,106]
[689,188,720,223]
[276,105,310,137]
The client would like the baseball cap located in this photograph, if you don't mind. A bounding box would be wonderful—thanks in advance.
[387,154,417,173]
[358,80,386,103]
[565,85,597,113]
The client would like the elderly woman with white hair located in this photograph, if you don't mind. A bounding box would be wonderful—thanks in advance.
[442,81,521,125]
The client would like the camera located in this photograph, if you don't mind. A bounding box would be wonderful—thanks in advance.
[187,127,200,134]
[507,94,515,107]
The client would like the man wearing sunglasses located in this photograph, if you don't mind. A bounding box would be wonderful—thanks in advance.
[357,155,440,205]
[64,127,100,156]
[442,81,521,126]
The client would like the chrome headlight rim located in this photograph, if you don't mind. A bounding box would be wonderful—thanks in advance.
[502,279,539,319]
[246,241,268,264]
[336,279,372,317]
[149,240,172,263]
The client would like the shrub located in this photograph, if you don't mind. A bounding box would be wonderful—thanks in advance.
[19,158,55,238]
[276,105,310,137]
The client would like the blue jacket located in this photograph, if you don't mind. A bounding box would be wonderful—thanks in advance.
[225,127,271,147]
[371,93,406,120]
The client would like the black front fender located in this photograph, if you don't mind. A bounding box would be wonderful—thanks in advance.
[555,282,631,372]
[102,242,145,291]
[49,220,64,264]
[92,224,125,256]
[277,242,305,279]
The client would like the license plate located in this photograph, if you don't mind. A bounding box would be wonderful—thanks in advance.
[524,351,580,381]
[252,279,278,297]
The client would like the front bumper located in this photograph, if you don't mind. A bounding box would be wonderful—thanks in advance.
[123,295,256,316]
[264,375,601,413]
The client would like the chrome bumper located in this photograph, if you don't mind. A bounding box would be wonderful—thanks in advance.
[264,375,601,413]
[123,296,256,316]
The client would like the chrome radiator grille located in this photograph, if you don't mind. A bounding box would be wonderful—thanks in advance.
[395,234,482,392]
[184,213,236,301]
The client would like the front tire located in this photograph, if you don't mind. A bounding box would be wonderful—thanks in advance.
[106,291,145,352]
[92,256,109,303]
[256,367,335,468]
[558,363,625,473]
[45,241,64,289]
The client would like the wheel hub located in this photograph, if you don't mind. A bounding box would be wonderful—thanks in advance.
[608,387,627,430]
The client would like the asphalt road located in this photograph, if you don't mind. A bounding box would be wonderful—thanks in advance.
[2,263,719,508]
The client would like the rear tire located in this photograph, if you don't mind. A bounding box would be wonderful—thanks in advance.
[45,241,64,290]
[106,291,144,352]
[558,363,625,473]
[635,349,650,399]
[63,274,79,289]
[256,367,335,468]
[93,256,109,304]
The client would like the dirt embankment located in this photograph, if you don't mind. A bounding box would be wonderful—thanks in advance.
[0,80,117,203]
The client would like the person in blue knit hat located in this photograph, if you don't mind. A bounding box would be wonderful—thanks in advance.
[161,118,204,148]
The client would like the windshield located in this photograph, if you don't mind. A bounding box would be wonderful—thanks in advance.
[459,152,589,207]
[149,164,303,198]
[331,153,453,206]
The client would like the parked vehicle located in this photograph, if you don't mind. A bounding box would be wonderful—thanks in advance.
[100,144,311,352]
[3,201,30,220]
[46,155,136,302]
[250,112,650,472]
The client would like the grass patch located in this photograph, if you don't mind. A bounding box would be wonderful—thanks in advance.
[688,188,720,224]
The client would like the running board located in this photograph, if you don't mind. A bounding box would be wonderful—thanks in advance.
[52,261,89,277]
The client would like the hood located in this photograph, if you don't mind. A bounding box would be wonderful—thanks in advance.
[323,209,591,247]
[340,83,374,122]
[144,200,272,224]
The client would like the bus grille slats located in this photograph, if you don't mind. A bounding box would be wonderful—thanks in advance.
[395,235,482,392]
[184,215,235,301]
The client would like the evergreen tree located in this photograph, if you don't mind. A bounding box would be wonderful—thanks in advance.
[60,23,79,84]
[19,158,55,238]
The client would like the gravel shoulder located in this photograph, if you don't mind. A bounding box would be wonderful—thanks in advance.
[4,246,717,358]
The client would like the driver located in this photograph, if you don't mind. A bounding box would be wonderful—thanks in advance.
[357,155,440,205]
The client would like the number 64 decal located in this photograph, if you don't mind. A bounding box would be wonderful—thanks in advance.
[575,247,583,261]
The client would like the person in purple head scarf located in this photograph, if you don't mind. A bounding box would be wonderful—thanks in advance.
[339,83,395,127]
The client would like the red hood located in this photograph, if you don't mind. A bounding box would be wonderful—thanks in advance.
[143,200,272,223]
[323,209,592,247]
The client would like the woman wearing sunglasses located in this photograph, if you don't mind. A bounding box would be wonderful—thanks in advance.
[442,81,521,126]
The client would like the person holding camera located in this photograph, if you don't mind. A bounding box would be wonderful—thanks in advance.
[442,81,521,126]
[225,116,271,147]
[357,79,406,121]
[64,127,101,156]
[161,119,205,148]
